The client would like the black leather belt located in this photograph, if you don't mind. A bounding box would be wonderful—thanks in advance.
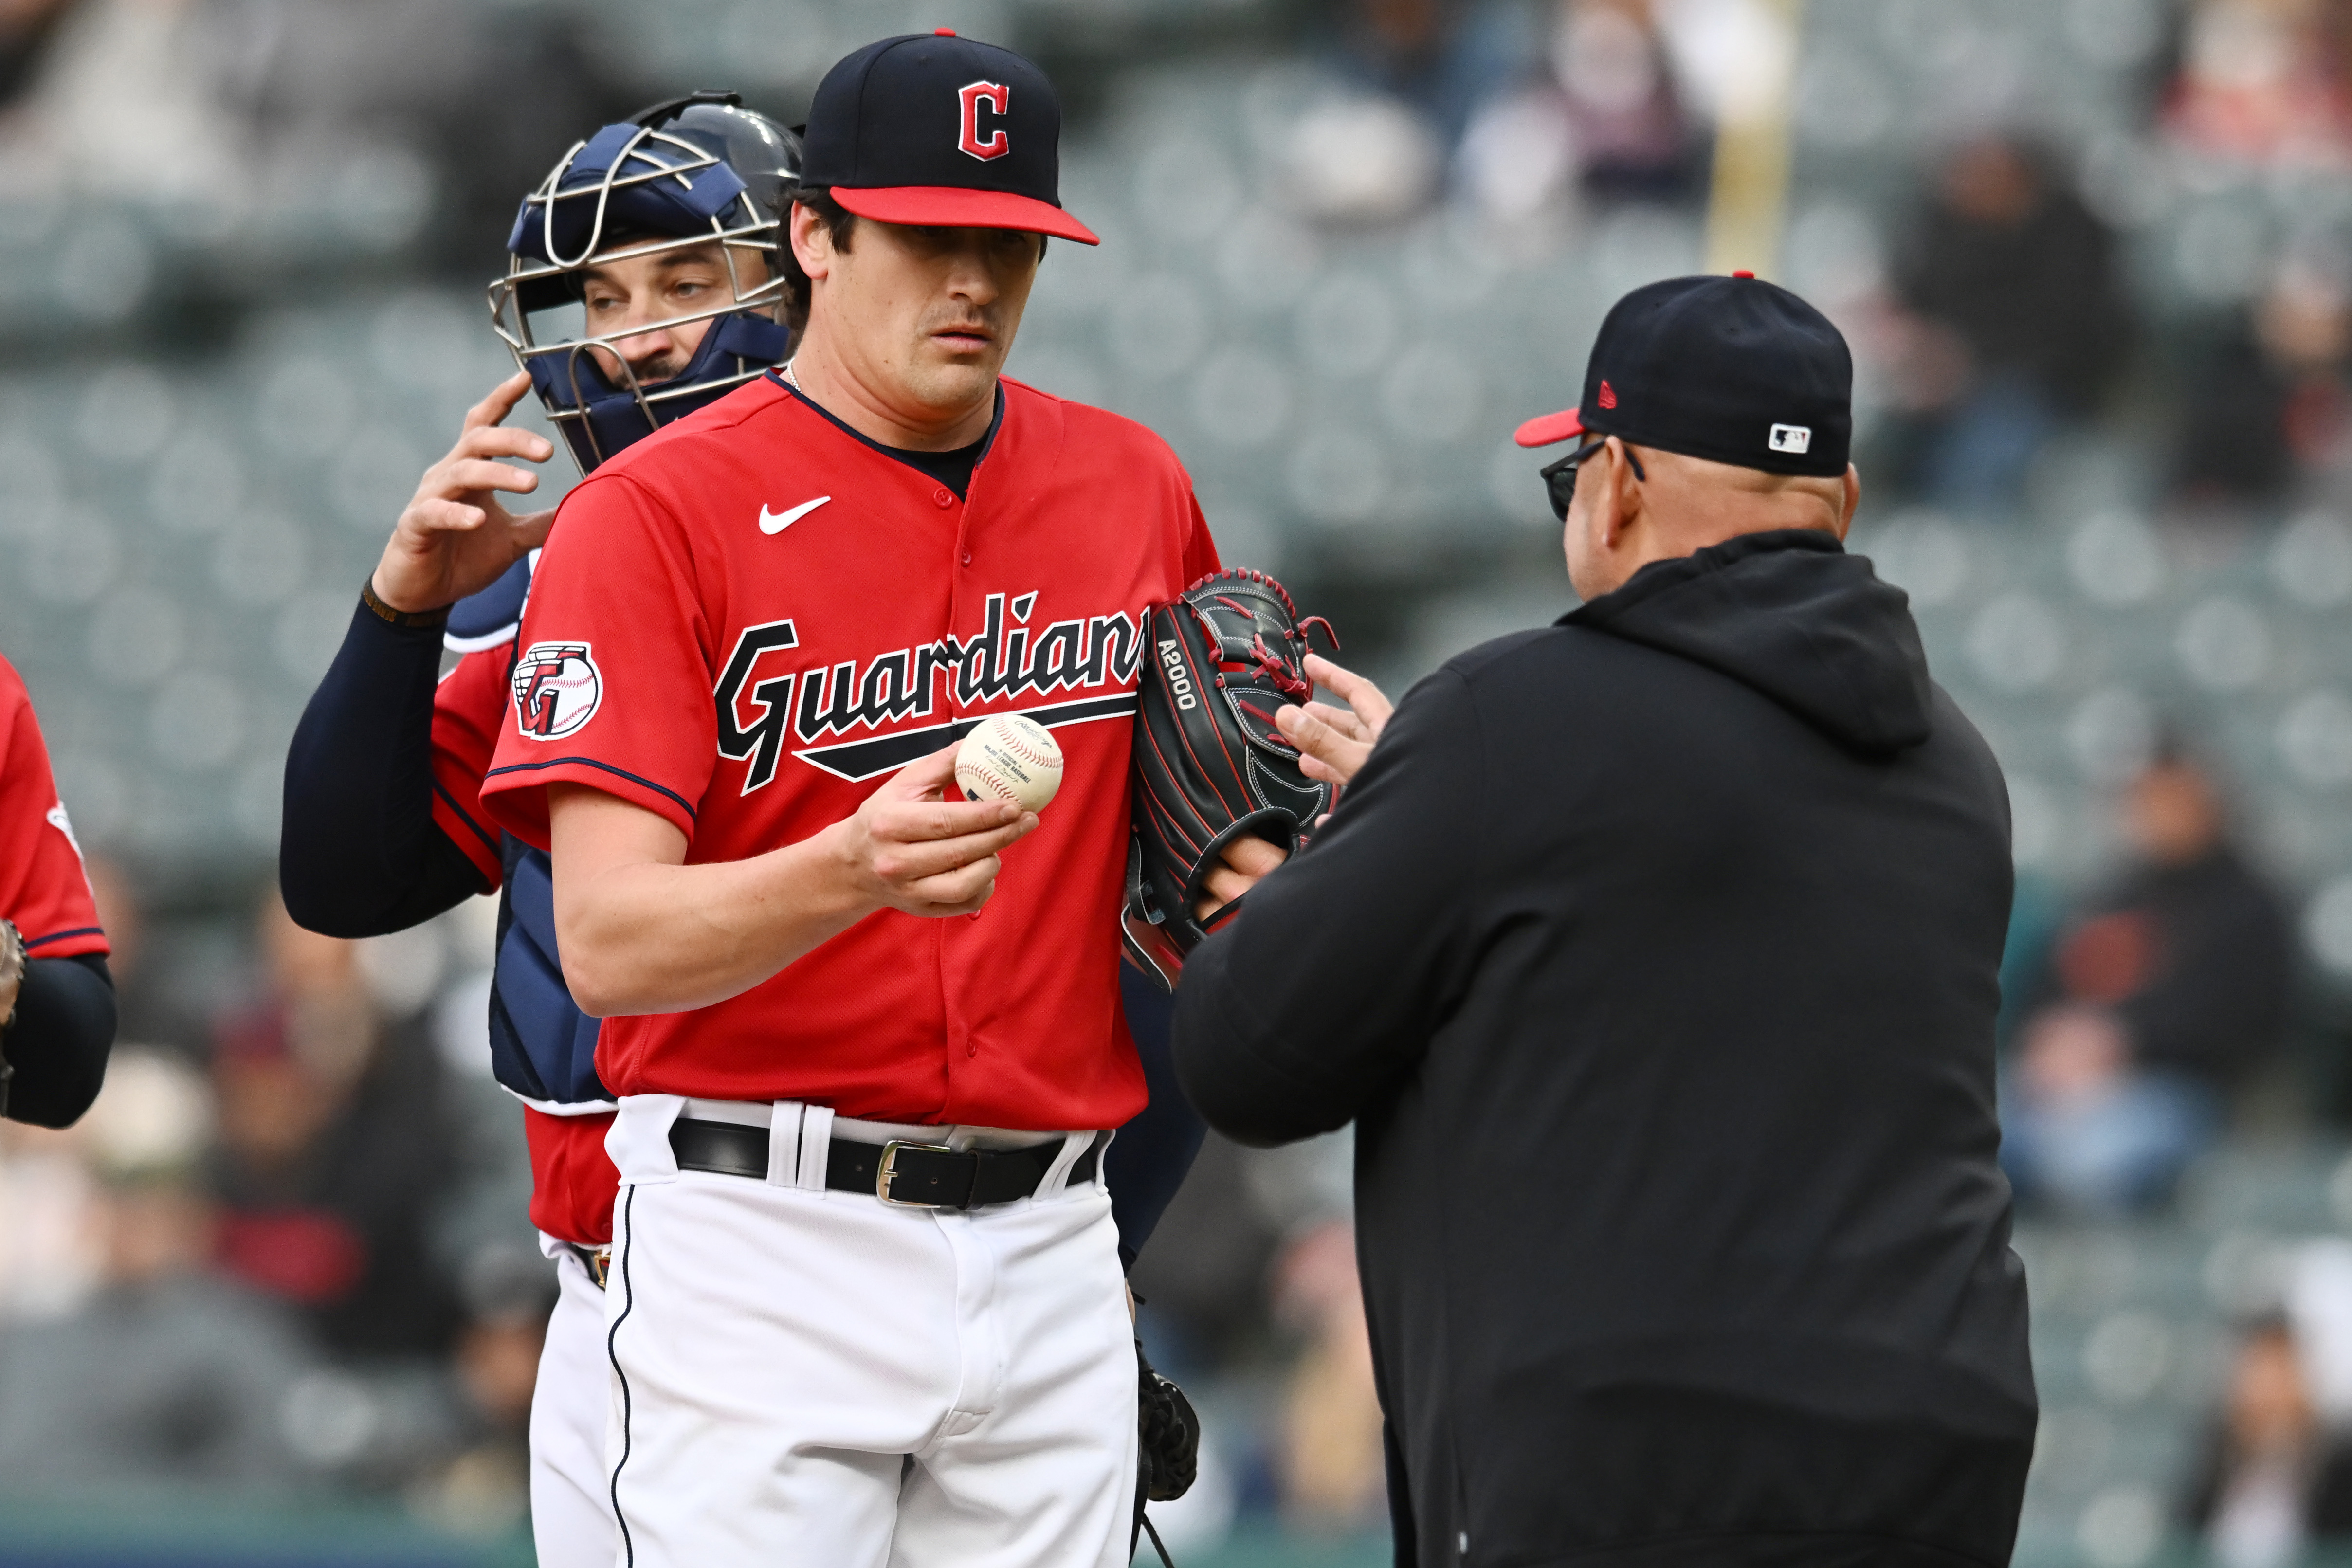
[669,1117,1100,1210]
[565,1242,611,1290]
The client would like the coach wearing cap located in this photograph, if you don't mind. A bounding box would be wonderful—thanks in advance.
[1172,276,2036,1568]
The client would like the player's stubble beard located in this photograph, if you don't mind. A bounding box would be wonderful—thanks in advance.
[586,330,699,390]
[899,295,1020,416]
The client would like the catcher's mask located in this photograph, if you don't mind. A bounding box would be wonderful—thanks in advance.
[490,92,801,474]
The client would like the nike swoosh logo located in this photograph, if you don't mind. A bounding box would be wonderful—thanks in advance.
[759,496,831,534]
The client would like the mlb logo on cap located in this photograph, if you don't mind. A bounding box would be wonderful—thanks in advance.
[800,30,1099,244]
[1512,273,1853,479]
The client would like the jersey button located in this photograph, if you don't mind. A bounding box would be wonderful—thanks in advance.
[961,550,972,566]
[932,486,954,508]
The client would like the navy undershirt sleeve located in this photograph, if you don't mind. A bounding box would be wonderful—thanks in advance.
[1107,963,1207,1272]
[281,600,490,938]
[4,953,115,1128]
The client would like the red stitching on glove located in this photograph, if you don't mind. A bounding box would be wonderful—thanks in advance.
[1247,634,1312,699]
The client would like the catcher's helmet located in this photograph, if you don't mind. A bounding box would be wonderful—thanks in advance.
[490,91,801,473]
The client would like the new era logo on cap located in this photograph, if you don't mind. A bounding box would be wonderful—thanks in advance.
[1769,424,1812,454]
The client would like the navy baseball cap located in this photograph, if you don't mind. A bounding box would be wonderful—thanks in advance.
[800,30,1099,245]
[1514,273,1852,478]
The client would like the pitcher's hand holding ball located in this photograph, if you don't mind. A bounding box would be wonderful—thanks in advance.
[841,743,1039,918]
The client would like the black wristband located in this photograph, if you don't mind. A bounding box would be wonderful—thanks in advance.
[361,576,452,631]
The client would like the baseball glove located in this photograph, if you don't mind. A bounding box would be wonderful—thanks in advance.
[1124,569,1335,988]
[1137,1338,1200,1502]
[1133,1337,1198,1568]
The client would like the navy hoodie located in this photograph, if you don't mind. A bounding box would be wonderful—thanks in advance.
[1174,529,2036,1568]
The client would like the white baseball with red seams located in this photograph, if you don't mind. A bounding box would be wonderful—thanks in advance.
[955,714,1063,812]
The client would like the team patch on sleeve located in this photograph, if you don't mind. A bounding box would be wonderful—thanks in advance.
[511,641,604,741]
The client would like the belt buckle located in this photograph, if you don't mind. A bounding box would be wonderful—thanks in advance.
[587,1247,611,1290]
[876,1141,956,1207]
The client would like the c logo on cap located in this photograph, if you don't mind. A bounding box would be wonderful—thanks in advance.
[958,81,1011,162]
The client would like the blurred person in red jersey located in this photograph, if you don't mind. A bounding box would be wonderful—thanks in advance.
[2185,1315,2352,1567]
[1879,134,2132,511]
[2164,0,2352,170]
[207,895,462,1358]
[0,652,115,1131]
[2004,746,2293,1212]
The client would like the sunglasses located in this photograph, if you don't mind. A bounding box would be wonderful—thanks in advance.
[1539,437,1647,522]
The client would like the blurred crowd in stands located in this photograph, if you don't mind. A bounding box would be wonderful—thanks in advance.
[5,0,2352,524]
[0,869,543,1532]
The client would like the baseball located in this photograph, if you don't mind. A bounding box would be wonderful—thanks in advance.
[956,714,1063,812]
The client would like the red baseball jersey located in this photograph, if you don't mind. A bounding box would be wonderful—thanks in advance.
[431,634,620,1248]
[479,375,1219,1129]
[0,656,107,961]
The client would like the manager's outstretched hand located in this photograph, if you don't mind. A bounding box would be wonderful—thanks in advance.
[1193,836,1288,924]
[370,371,558,614]
[1276,653,1394,788]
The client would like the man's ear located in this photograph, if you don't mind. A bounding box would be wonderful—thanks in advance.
[789,203,834,282]
[1833,464,1860,542]
[1602,438,1644,550]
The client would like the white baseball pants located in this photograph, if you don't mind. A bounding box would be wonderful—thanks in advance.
[531,1233,619,1566]
[602,1094,1138,1568]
